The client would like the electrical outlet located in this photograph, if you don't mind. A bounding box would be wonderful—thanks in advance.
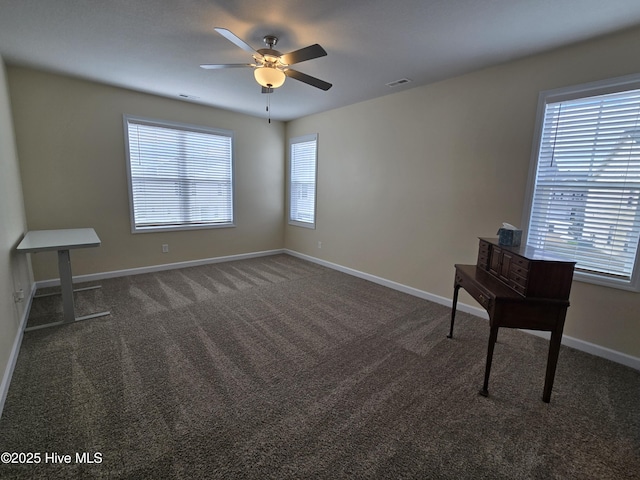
[13,290,24,303]
[318,241,322,249]
[162,244,169,253]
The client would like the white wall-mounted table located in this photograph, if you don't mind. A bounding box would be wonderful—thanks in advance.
[17,228,110,331]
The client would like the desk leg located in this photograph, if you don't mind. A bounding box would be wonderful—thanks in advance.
[480,325,499,397]
[447,284,460,339]
[542,329,563,403]
[58,249,75,324]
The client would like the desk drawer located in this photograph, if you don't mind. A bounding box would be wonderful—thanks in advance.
[457,272,493,310]
[509,280,527,296]
[477,252,489,269]
[512,256,530,271]
[509,269,528,287]
[478,241,490,269]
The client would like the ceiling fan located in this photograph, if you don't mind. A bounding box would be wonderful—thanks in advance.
[200,28,332,93]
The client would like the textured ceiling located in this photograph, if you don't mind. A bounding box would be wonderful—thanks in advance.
[1,0,640,121]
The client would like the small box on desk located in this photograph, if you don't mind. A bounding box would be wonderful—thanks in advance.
[497,228,522,247]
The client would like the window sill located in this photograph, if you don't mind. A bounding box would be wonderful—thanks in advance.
[573,270,640,293]
[132,223,236,234]
[288,220,315,230]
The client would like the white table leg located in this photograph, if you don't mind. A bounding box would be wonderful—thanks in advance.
[25,251,111,332]
[58,249,75,323]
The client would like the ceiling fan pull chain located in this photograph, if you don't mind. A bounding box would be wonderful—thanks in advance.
[266,91,271,123]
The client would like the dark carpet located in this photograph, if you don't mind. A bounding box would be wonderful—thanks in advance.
[0,254,638,479]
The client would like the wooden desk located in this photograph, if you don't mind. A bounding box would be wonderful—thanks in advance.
[448,238,575,403]
[17,228,110,331]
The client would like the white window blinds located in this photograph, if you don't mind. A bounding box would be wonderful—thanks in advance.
[289,134,317,228]
[124,116,233,232]
[526,84,640,289]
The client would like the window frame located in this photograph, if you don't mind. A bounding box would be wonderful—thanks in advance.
[522,73,640,292]
[123,114,235,234]
[288,133,318,229]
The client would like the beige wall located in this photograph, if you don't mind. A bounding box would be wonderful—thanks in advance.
[285,27,640,358]
[9,68,285,281]
[0,58,32,403]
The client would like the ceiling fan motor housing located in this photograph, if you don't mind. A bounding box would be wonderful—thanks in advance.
[263,35,278,48]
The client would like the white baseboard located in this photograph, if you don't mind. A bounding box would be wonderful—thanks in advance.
[520,329,640,370]
[0,281,36,418]
[285,249,640,371]
[285,249,489,319]
[35,249,286,289]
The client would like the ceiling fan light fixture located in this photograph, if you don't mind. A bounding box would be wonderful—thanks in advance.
[254,65,286,89]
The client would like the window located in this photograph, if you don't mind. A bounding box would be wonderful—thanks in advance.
[524,75,640,291]
[124,115,234,232]
[289,134,318,228]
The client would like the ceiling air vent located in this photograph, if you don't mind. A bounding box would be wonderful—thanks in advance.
[386,78,412,88]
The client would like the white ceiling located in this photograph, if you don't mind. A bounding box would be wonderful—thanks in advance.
[2,0,640,122]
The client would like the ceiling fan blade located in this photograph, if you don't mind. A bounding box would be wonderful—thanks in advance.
[200,64,255,69]
[214,27,259,55]
[281,44,327,65]
[285,69,332,91]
